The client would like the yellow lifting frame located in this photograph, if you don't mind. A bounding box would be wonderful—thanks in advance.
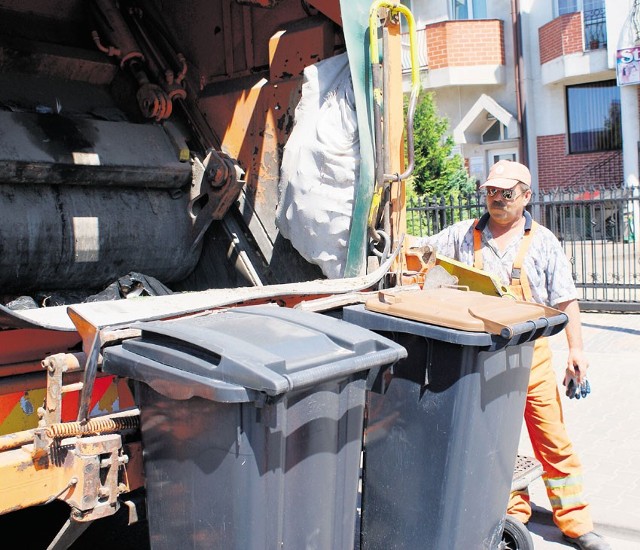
[367,1,421,232]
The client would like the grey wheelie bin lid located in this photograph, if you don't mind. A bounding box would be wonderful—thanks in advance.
[103,304,408,403]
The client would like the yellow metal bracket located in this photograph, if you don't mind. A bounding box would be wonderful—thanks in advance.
[367,1,421,235]
[368,1,419,83]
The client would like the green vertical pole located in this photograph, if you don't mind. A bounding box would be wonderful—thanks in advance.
[340,0,376,277]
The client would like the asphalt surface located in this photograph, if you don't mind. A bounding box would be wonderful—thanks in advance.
[522,310,640,549]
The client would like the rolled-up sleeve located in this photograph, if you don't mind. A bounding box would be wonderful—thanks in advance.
[414,220,475,262]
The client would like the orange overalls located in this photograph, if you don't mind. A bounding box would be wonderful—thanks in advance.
[473,220,594,538]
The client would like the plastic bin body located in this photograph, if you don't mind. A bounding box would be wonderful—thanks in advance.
[135,374,365,550]
[102,305,406,550]
[343,302,566,550]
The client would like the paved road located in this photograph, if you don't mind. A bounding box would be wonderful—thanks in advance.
[522,310,640,549]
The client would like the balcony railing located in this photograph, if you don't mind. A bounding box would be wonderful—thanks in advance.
[401,28,428,72]
[584,7,607,51]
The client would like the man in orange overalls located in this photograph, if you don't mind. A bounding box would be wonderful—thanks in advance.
[414,160,610,550]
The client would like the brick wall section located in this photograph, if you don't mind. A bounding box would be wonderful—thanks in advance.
[539,12,583,65]
[536,134,623,189]
[425,20,504,70]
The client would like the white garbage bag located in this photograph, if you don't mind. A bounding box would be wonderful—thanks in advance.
[276,53,358,279]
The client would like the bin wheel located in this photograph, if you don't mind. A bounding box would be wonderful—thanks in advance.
[499,516,534,550]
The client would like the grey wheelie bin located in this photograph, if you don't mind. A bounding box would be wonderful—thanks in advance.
[342,287,568,550]
[101,304,406,550]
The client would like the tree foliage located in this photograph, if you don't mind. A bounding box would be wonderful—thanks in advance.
[407,91,475,197]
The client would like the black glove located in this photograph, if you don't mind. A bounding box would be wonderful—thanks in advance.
[565,375,591,399]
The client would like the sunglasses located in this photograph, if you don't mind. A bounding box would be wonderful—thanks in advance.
[485,187,523,201]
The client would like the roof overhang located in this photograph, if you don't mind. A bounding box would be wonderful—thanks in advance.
[453,94,519,144]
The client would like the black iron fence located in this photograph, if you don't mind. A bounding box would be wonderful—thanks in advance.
[407,185,640,311]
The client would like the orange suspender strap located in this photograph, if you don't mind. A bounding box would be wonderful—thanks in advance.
[473,216,539,302]
[511,221,539,302]
[473,219,483,269]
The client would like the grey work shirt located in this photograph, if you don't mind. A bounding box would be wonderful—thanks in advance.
[416,212,578,307]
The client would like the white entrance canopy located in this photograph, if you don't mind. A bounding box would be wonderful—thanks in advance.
[453,94,519,144]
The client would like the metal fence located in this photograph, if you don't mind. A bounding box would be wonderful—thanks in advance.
[583,7,607,51]
[407,185,640,311]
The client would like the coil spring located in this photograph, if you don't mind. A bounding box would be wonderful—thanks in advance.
[46,415,140,439]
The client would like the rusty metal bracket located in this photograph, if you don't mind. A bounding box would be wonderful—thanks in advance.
[39,352,86,428]
[43,433,130,550]
[32,323,141,457]
[189,149,246,250]
[64,308,104,426]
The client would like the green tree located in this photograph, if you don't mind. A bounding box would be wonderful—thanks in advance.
[407,91,475,197]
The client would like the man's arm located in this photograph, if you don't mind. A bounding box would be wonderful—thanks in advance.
[556,298,589,384]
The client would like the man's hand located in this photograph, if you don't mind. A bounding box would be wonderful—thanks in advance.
[563,349,591,399]
[556,299,590,399]
[565,348,589,383]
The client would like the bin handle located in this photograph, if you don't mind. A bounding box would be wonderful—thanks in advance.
[502,313,568,340]
[497,313,568,341]
[467,309,568,341]
[103,349,255,403]
[542,313,569,335]
[282,348,405,393]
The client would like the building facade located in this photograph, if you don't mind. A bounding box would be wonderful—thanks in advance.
[402,0,638,193]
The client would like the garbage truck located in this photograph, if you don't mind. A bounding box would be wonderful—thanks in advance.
[0,0,417,547]
[0,1,560,548]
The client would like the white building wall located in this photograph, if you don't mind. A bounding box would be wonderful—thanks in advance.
[610,0,636,55]
[608,0,640,189]
[408,0,636,189]
[406,0,521,182]
[520,0,562,186]
[423,0,518,124]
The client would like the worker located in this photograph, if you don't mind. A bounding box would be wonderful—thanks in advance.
[411,160,610,550]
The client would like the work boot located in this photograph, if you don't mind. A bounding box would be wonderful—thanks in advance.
[562,531,611,550]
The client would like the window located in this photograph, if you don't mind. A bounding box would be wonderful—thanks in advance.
[557,0,578,16]
[556,0,604,16]
[566,80,621,154]
[482,120,509,143]
[400,0,413,33]
[451,0,487,20]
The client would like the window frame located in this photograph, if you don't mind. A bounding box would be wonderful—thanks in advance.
[556,0,579,17]
[481,119,509,143]
[450,0,487,21]
[555,0,604,17]
[565,80,622,155]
